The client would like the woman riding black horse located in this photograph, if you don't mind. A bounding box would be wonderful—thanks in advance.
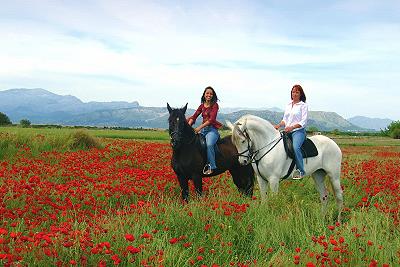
[187,86,222,175]
[167,103,254,202]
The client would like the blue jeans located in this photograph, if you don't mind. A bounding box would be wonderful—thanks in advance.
[200,126,220,170]
[291,128,306,175]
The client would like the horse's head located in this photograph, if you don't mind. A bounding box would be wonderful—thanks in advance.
[226,118,254,165]
[167,103,191,149]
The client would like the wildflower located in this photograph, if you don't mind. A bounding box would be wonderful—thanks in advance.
[127,246,141,254]
[125,234,135,242]
[169,238,178,244]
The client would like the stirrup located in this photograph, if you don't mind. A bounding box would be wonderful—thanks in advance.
[292,169,304,180]
[203,164,213,175]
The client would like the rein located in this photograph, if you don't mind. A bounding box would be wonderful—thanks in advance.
[236,128,282,181]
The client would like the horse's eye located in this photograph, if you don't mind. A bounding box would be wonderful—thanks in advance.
[241,140,246,144]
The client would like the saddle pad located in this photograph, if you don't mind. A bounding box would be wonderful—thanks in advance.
[301,138,318,158]
[284,135,318,159]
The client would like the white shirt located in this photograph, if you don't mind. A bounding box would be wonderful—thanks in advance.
[282,101,308,130]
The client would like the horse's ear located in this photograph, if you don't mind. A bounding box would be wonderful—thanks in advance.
[226,120,234,131]
[182,103,188,114]
[243,118,248,128]
[167,103,172,113]
[231,123,246,141]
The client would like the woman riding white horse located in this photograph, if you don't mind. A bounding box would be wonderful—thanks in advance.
[227,115,344,222]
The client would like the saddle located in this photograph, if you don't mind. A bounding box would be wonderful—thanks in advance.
[281,132,318,159]
[280,131,318,180]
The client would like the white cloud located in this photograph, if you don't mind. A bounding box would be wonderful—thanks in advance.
[0,1,399,119]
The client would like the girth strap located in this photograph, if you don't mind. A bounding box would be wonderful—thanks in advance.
[280,160,296,181]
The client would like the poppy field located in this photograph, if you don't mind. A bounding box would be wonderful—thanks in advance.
[0,129,399,266]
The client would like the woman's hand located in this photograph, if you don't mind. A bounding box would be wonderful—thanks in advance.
[194,127,201,134]
[274,124,280,130]
[284,126,294,133]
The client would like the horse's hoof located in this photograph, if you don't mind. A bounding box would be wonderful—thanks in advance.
[182,195,189,203]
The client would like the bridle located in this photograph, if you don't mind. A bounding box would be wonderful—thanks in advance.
[235,126,282,180]
[169,117,196,149]
[236,127,282,163]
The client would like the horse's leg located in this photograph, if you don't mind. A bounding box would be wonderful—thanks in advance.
[268,176,279,194]
[326,168,344,223]
[177,174,189,202]
[192,174,203,197]
[257,174,268,201]
[312,169,328,217]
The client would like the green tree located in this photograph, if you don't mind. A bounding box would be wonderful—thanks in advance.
[20,119,31,128]
[307,126,319,133]
[383,120,400,139]
[332,128,340,135]
[0,112,12,125]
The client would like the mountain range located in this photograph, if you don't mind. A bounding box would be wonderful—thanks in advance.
[0,88,391,131]
[347,116,393,131]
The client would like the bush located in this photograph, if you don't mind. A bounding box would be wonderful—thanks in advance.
[0,112,12,125]
[69,130,102,150]
[20,119,31,128]
[390,128,400,139]
[383,120,400,139]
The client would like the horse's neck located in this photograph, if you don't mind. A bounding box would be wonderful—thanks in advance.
[249,121,279,147]
[183,124,195,139]
[176,124,196,148]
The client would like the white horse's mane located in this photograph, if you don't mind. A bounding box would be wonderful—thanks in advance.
[236,114,277,134]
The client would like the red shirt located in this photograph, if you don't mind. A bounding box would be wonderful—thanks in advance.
[189,103,222,129]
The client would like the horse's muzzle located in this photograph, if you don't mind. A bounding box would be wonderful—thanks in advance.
[238,157,251,166]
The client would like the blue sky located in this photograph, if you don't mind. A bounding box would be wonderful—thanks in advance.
[0,0,399,120]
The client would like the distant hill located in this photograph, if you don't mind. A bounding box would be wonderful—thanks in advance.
[348,116,393,131]
[0,88,369,131]
[220,107,283,114]
[0,88,139,122]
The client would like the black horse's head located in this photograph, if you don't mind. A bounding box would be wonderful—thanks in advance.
[167,103,193,149]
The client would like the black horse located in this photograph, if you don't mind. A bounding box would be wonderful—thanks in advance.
[167,103,254,201]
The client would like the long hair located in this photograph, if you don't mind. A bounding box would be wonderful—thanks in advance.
[291,84,306,102]
[201,86,219,105]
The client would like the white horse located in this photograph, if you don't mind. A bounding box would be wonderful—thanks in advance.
[227,115,343,222]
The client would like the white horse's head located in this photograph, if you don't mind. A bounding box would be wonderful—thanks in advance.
[226,117,253,165]
[227,115,279,166]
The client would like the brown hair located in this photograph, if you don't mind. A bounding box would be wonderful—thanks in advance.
[291,84,306,102]
[201,86,219,104]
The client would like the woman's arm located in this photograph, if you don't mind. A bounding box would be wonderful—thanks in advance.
[274,120,285,130]
[187,104,203,126]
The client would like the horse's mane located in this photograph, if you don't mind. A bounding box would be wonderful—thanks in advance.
[237,114,277,133]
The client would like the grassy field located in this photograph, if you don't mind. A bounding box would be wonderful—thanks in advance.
[0,126,399,266]
[0,126,171,141]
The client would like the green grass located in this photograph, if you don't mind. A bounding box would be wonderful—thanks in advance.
[0,126,170,141]
[0,127,104,160]
[330,135,400,146]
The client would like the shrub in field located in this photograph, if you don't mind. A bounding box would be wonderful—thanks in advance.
[382,120,400,139]
[19,119,31,127]
[0,111,12,125]
[391,128,400,139]
[69,129,102,149]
